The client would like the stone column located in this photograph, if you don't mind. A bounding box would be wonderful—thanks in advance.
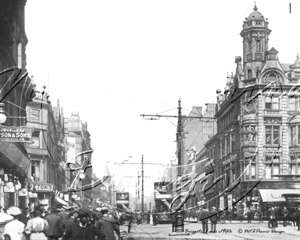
[257,95,265,179]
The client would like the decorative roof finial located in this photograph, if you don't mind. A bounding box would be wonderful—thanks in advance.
[254,1,258,11]
[297,52,299,61]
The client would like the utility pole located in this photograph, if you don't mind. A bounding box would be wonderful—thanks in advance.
[142,154,144,213]
[141,98,215,235]
[114,159,170,212]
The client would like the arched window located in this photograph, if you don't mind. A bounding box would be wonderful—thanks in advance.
[256,40,261,52]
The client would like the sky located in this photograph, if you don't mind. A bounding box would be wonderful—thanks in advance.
[25,0,300,193]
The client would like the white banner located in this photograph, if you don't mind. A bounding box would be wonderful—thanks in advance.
[228,194,232,209]
[66,137,76,164]
[220,196,224,210]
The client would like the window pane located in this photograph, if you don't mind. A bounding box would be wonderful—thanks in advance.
[273,126,280,144]
[251,164,256,179]
[289,98,296,110]
[292,126,297,145]
[266,126,272,144]
[246,164,250,179]
[273,98,279,109]
[265,97,272,109]
[265,165,271,179]
[273,165,279,179]
[298,126,300,145]
[30,109,40,121]
[291,164,296,174]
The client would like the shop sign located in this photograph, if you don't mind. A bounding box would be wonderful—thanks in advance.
[29,192,38,198]
[3,185,15,193]
[243,181,300,189]
[0,126,33,143]
[228,194,232,209]
[220,196,224,210]
[34,183,54,192]
[39,199,49,205]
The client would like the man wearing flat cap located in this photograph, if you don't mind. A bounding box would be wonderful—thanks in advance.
[4,206,25,240]
[62,208,105,240]
[95,207,120,240]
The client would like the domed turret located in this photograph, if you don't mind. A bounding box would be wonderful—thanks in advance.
[247,5,264,21]
[240,3,271,81]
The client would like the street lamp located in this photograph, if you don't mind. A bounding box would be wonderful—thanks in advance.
[0,103,7,124]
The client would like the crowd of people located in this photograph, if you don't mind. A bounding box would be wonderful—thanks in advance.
[0,205,124,240]
[189,204,300,233]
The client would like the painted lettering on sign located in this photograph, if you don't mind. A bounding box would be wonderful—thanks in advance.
[34,183,54,192]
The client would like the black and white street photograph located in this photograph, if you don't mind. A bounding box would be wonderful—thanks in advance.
[1,0,300,239]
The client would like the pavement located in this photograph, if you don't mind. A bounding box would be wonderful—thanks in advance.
[120,220,300,240]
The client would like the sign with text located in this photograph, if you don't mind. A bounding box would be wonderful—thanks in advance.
[116,192,129,204]
[34,183,54,192]
[0,126,33,143]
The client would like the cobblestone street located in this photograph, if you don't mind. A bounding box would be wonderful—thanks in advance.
[121,221,300,239]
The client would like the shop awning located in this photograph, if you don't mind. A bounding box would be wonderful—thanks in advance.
[259,189,300,202]
[55,196,68,206]
[0,142,30,176]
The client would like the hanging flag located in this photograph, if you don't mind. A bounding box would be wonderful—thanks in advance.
[102,165,112,185]
[66,137,76,164]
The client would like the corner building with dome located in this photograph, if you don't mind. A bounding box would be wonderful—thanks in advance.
[201,5,300,218]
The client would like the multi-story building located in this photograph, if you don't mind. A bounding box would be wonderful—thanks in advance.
[209,5,300,212]
[65,112,93,207]
[0,0,36,208]
[26,85,66,208]
[182,104,217,209]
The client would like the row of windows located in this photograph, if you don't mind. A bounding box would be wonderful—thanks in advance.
[263,97,300,111]
[218,108,236,132]
[219,134,236,158]
[219,162,287,182]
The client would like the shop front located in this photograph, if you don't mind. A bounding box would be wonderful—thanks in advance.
[238,181,300,220]
[32,182,54,210]
[0,141,31,208]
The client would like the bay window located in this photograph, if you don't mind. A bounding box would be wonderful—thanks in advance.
[265,126,280,145]
[265,96,279,110]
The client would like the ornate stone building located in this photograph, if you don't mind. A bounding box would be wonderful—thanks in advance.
[0,0,36,208]
[210,5,300,212]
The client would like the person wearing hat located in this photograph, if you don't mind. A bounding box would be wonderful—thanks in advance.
[65,209,79,232]
[295,205,300,231]
[25,206,49,240]
[4,206,25,240]
[95,207,120,240]
[209,206,218,233]
[62,208,104,240]
[45,207,64,240]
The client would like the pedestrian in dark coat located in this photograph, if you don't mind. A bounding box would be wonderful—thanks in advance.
[95,207,120,240]
[246,208,252,223]
[209,207,218,233]
[296,206,300,231]
[45,208,64,240]
[152,207,157,226]
[270,207,276,229]
[171,212,176,232]
[146,211,150,224]
[19,208,31,226]
[199,206,209,234]
[62,209,104,240]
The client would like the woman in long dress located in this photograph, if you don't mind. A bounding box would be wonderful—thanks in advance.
[25,207,49,240]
